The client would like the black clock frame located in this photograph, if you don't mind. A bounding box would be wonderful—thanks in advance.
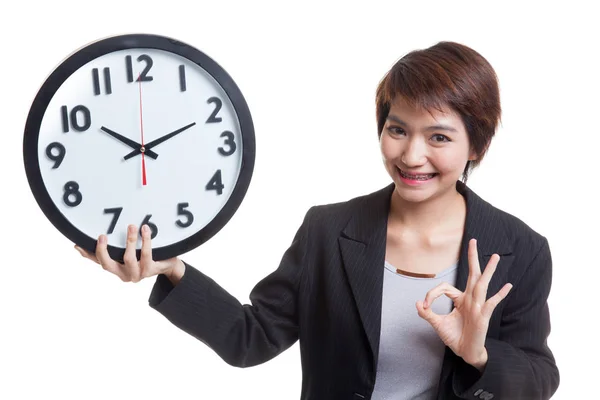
[23,33,256,262]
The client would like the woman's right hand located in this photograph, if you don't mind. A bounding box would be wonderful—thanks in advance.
[75,224,185,284]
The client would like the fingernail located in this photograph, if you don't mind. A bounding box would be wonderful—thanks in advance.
[142,225,149,234]
[423,301,428,308]
[99,235,106,244]
[129,225,136,234]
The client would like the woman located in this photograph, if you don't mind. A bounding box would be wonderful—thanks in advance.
[76,41,559,399]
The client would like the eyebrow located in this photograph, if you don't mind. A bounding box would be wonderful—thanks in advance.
[386,114,458,133]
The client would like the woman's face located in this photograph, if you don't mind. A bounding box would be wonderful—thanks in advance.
[380,96,476,204]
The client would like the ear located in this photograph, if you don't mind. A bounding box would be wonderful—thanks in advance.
[468,142,489,161]
[468,148,478,161]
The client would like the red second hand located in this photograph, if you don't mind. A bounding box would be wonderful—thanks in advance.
[138,74,147,186]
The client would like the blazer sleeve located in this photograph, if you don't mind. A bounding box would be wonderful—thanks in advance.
[452,238,560,399]
[147,207,313,368]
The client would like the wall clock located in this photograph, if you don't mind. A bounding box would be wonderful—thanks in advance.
[23,33,256,261]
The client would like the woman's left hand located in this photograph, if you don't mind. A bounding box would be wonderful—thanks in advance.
[416,238,513,370]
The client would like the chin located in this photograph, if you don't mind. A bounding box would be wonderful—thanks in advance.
[393,184,437,204]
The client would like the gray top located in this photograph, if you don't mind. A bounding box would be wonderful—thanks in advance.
[371,260,459,400]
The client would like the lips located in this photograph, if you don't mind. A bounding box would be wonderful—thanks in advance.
[397,167,438,181]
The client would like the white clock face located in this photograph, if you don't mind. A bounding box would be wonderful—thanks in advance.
[36,47,244,250]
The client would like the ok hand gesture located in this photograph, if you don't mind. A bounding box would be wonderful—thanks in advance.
[416,239,513,370]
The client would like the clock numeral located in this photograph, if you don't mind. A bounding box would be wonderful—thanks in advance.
[63,181,82,207]
[126,56,133,82]
[61,105,91,133]
[140,214,158,239]
[206,170,224,195]
[104,207,123,234]
[46,142,66,169]
[218,131,237,156]
[92,67,112,95]
[126,54,154,82]
[176,202,194,228]
[179,65,186,92]
[206,97,223,123]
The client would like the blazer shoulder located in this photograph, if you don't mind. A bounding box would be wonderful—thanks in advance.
[306,186,389,232]
[308,192,366,224]
[479,194,549,252]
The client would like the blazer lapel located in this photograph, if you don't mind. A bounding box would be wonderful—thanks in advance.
[454,181,514,294]
[438,181,516,398]
[339,183,395,369]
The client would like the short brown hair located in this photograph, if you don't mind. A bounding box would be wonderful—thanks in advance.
[375,41,502,182]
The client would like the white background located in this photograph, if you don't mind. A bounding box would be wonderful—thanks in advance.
[1,1,597,399]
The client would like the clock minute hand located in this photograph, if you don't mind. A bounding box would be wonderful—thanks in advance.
[100,126,159,159]
[123,122,196,161]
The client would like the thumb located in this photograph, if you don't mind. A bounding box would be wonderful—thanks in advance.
[416,300,442,327]
[75,245,99,264]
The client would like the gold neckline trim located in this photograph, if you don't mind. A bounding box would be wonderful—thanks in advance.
[395,268,436,279]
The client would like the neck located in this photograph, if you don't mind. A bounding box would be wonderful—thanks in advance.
[388,183,466,235]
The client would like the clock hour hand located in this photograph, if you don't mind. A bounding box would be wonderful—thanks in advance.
[123,122,196,160]
[100,126,159,160]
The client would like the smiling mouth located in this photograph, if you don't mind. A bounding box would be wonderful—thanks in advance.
[397,168,438,181]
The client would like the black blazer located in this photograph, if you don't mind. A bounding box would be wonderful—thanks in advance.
[149,181,559,400]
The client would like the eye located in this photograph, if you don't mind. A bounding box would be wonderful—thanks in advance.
[431,134,450,143]
[387,126,405,136]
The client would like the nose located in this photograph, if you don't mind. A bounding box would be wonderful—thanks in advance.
[401,137,428,167]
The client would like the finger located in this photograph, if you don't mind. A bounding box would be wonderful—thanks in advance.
[95,234,125,279]
[416,300,443,327]
[139,224,154,278]
[481,283,513,318]
[75,245,99,264]
[423,282,463,308]
[473,254,501,304]
[465,238,482,295]
[122,224,140,282]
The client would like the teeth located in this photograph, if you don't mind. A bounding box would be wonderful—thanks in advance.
[399,169,436,180]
